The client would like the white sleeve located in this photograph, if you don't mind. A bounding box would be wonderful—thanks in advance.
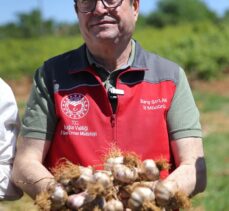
[0,78,23,200]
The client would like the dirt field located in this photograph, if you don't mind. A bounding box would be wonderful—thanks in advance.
[191,76,229,134]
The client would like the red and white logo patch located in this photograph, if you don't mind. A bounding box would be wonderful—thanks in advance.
[61,93,89,119]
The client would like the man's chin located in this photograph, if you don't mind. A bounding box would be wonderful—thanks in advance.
[94,33,118,42]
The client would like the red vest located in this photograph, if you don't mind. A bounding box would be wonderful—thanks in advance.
[44,43,179,178]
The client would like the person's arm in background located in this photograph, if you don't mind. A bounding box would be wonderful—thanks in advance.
[12,137,54,199]
[0,78,23,200]
[12,66,57,199]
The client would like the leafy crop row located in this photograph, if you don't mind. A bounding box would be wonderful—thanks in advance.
[0,36,83,79]
[135,21,229,80]
[0,22,229,80]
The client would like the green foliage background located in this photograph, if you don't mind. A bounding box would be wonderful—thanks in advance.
[0,36,83,79]
[136,22,229,79]
[1,22,229,80]
[145,0,217,27]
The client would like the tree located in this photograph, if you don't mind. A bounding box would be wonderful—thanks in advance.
[0,9,80,38]
[0,23,20,39]
[222,10,229,22]
[136,14,148,29]
[146,0,217,27]
[17,9,43,37]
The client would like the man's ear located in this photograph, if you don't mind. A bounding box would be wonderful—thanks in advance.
[132,0,140,21]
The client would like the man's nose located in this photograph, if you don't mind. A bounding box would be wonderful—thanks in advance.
[93,0,108,14]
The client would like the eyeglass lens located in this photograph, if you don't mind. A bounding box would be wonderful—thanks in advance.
[77,0,123,13]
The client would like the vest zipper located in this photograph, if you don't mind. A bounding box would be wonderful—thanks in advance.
[111,114,116,127]
[110,113,116,141]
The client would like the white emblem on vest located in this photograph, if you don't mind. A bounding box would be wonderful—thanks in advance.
[61,93,89,119]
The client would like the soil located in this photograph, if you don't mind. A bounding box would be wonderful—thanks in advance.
[191,76,229,135]
[7,76,32,102]
[191,75,229,97]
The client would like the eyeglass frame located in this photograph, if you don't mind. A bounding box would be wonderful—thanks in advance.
[74,0,124,13]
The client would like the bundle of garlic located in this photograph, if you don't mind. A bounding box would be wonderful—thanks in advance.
[35,149,191,211]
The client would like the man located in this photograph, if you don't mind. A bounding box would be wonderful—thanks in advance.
[12,0,206,209]
[0,78,23,200]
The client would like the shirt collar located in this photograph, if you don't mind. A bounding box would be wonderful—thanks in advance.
[86,39,136,72]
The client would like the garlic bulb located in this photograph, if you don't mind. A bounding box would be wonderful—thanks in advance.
[93,171,113,188]
[154,180,179,207]
[69,194,86,208]
[51,184,67,202]
[105,156,124,171]
[112,164,138,183]
[142,159,160,181]
[104,199,124,211]
[155,180,178,198]
[72,166,94,191]
[79,166,93,174]
[50,184,68,210]
[128,186,155,209]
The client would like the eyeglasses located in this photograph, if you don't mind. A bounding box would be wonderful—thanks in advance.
[75,0,123,13]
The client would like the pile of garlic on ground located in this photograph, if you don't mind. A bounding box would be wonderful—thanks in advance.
[35,148,191,211]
